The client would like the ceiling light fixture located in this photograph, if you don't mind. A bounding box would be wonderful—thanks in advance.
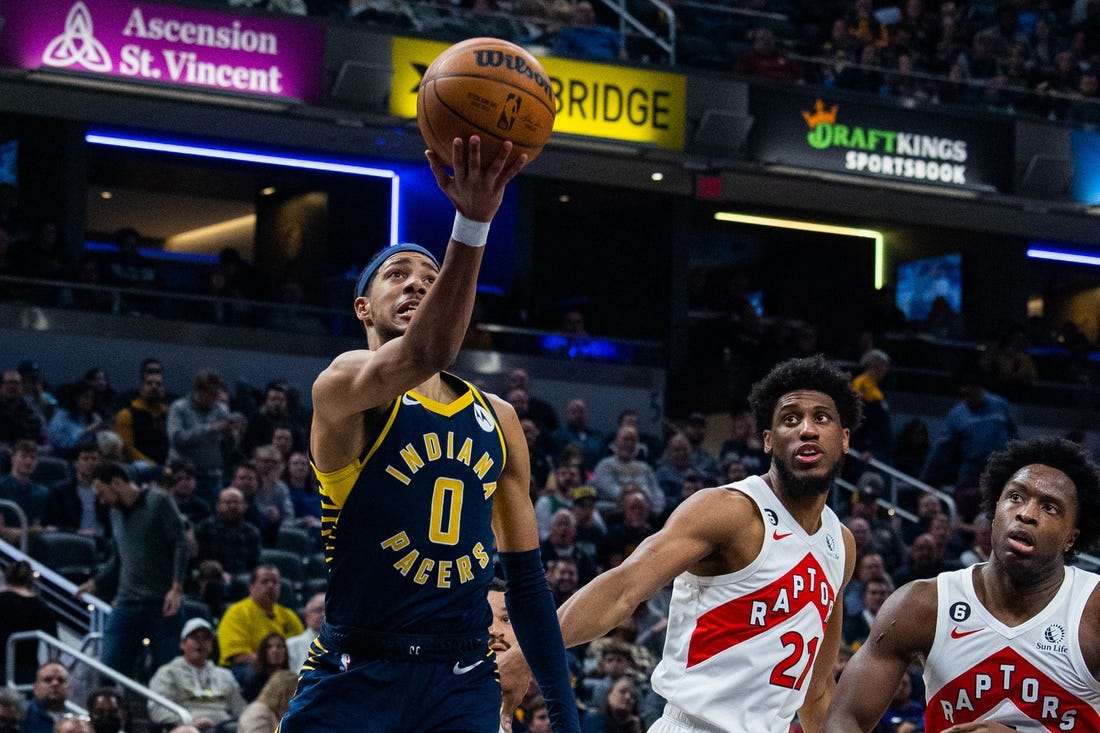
[85,131,401,245]
[714,211,885,290]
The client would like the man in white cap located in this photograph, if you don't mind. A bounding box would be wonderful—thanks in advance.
[148,618,246,731]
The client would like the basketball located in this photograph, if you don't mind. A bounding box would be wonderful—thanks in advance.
[417,37,556,168]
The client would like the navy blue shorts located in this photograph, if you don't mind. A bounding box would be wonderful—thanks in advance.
[278,626,499,733]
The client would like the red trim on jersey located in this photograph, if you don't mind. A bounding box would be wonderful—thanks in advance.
[686,552,834,668]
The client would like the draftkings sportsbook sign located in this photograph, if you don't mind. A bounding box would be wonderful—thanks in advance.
[748,88,1011,192]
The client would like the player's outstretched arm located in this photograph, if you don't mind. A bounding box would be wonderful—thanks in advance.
[798,526,857,733]
[822,579,938,732]
[313,137,525,427]
[558,487,752,649]
[489,395,580,733]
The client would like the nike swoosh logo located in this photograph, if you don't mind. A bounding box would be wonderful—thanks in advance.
[773,531,793,540]
[452,660,484,675]
[402,394,420,406]
[950,627,984,639]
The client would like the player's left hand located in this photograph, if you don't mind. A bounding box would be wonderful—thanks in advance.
[942,722,1017,732]
[496,646,531,733]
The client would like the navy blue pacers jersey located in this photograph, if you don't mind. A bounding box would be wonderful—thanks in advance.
[314,373,504,636]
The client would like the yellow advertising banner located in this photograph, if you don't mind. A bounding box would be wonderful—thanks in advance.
[391,36,686,151]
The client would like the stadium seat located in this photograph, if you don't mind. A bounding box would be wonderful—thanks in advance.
[30,531,99,583]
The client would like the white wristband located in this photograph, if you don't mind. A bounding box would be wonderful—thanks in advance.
[451,212,490,247]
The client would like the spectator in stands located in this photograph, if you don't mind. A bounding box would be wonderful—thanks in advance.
[734,27,802,83]
[848,474,906,571]
[541,508,599,585]
[836,42,888,93]
[237,669,298,733]
[570,484,607,564]
[591,425,663,516]
[717,407,768,477]
[902,490,945,545]
[286,592,325,673]
[18,361,57,429]
[0,561,58,685]
[550,398,606,471]
[958,513,992,566]
[612,409,662,467]
[842,574,892,648]
[848,348,893,467]
[167,369,232,504]
[0,688,24,733]
[250,445,293,530]
[243,383,305,456]
[960,30,1002,81]
[550,0,629,62]
[47,382,107,459]
[522,417,554,495]
[113,368,168,468]
[654,433,695,509]
[193,487,262,580]
[86,687,126,733]
[77,461,186,678]
[240,632,290,702]
[850,0,889,48]
[58,257,118,314]
[505,368,559,433]
[81,369,116,419]
[284,451,320,527]
[842,551,893,617]
[216,566,304,683]
[43,442,110,543]
[228,462,276,545]
[921,369,1018,522]
[535,459,582,539]
[892,531,962,585]
[507,389,555,465]
[0,439,48,535]
[21,662,71,733]
[546,557,580,607]
[599,486,656,569]
[821,17,862,62]
[101,227,162,312]
[681,412,718,478]
[164,458,211,526]
[148,618,246,732]
[582,676,644,733]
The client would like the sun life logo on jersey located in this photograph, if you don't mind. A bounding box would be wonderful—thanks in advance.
[473,404,495,433]
[1037,623,1068,654]
[42,2,113,73]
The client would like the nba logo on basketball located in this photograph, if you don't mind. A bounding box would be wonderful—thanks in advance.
[497,94,521,132]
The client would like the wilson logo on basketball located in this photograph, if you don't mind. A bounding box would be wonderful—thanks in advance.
[472,50,553,101]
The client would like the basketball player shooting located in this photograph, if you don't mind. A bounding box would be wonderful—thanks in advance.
[532,356,860,732]
[823,437,1100,733]
[277,135,578,733]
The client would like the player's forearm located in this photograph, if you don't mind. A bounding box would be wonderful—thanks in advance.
[557,572,637,648]
[402,243,484,367]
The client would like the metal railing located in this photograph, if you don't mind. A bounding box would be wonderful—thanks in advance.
[0,538,111,643]
[6,630,193,726]
[0,499,29,554]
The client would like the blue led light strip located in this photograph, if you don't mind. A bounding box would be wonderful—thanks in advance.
[85,132,400,245]
[1027,248,1100,267]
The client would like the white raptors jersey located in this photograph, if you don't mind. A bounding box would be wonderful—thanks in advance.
[650,475,846,732]
[925,565,1100,732]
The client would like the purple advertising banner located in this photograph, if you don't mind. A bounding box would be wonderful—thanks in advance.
[0,0,325,103]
